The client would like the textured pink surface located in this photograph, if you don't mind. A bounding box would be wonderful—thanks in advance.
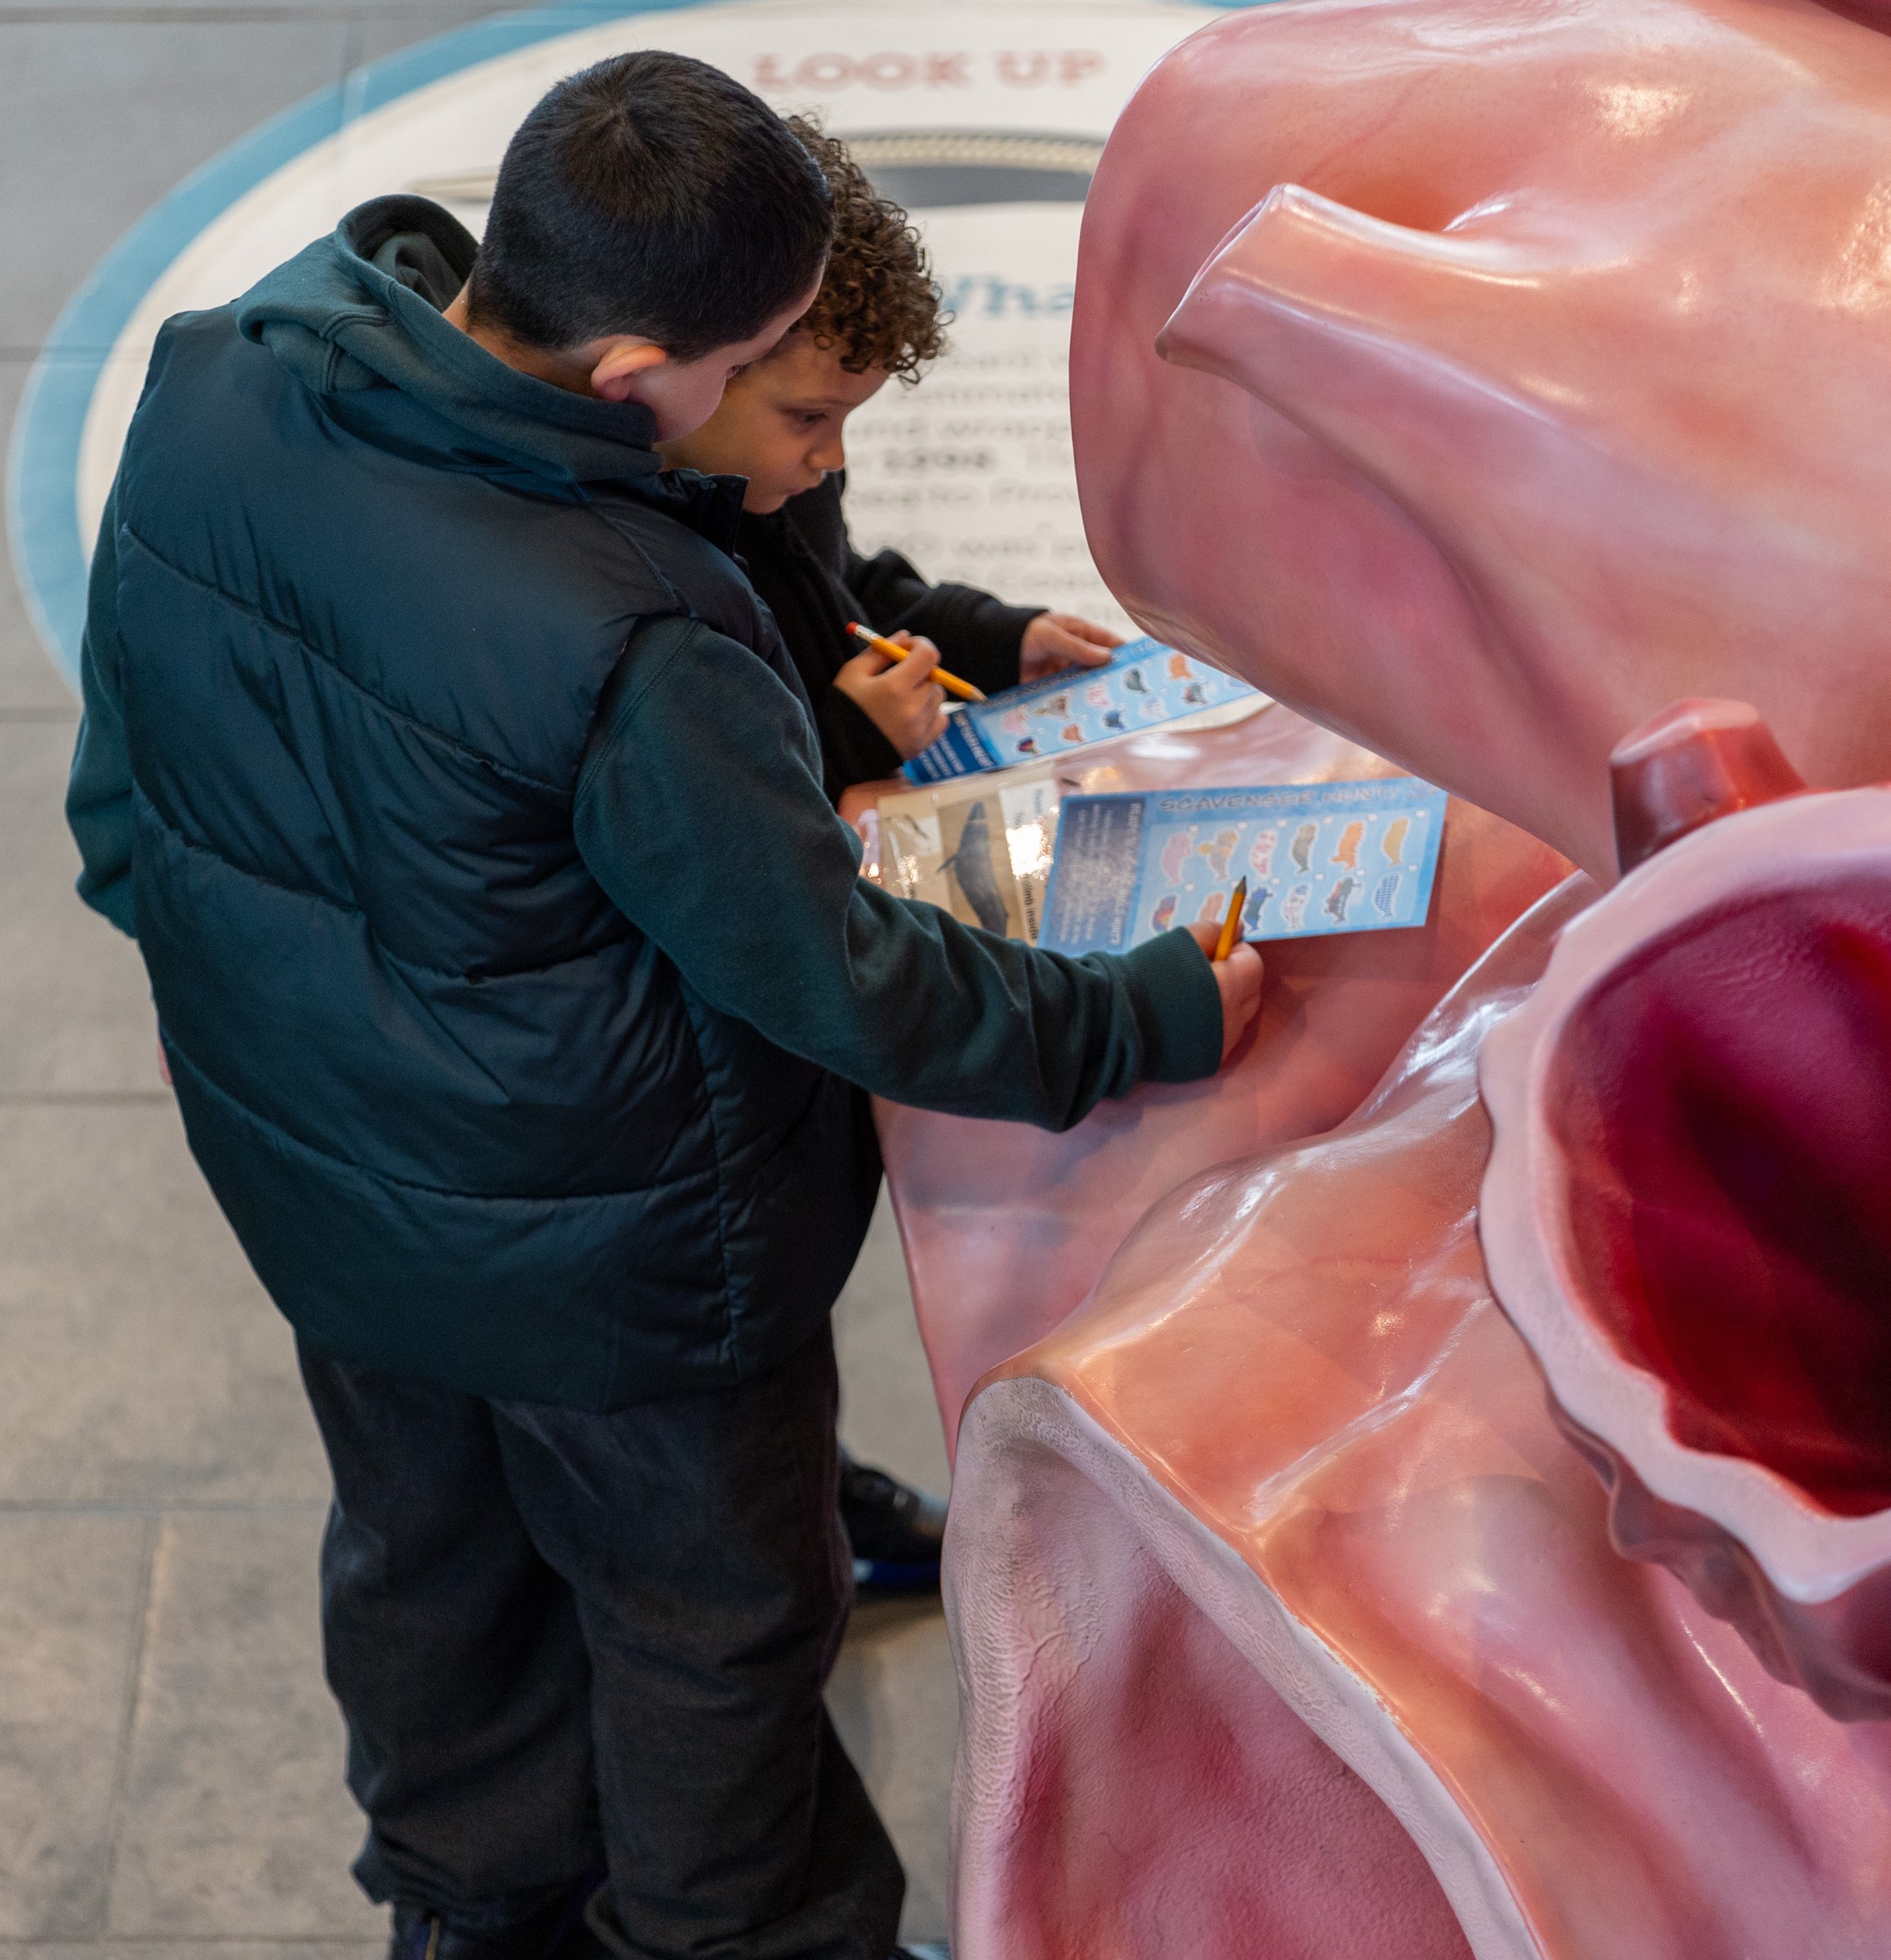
[1479,757,1891,1722]
[950,888,1891,1959]
[948,1387,1477,1960]
[1555,882,1891,1512]
[875,0,1891,1948]
[874,704,1568,1452]
[1072,0,1891,883]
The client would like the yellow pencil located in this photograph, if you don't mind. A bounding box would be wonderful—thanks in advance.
[1214,877,1248,963]
[847,621,988,704]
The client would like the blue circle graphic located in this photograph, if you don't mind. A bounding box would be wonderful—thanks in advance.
[6,0,728,686]
[7,0,1258,688]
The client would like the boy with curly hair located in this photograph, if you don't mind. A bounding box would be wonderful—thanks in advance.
[664,121,1122,800]
[663,125,1131,1590]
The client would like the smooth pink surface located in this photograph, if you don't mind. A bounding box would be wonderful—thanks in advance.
[872,705,1568,1452]
[1072,0,1891,883]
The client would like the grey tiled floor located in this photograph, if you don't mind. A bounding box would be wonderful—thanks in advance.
[0,4,955,1947]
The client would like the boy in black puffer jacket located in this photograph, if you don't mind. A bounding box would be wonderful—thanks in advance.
[68,55,1260,1960]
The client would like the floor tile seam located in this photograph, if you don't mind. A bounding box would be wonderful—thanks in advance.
[94,1512,159,1943]
[0,6,493,22]
[0,1094,177,1105]
[337,11,364,109]
[0,1098,177,1113]
[0,1499,330,1514]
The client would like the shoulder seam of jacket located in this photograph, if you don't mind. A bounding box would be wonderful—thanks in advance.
[572,612,715,805]
[573,488,690,614]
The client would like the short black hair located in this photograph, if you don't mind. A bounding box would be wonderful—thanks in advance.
[465,51,834,359]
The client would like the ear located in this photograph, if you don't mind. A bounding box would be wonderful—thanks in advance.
[589,338,669,403]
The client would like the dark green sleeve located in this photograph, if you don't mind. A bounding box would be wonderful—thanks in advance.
[573,616,1221,1129]
[811,681,903,802]
[66,482,138,938]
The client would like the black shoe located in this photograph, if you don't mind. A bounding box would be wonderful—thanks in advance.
[388,1877,605,1960]
[840,1449,947,1595]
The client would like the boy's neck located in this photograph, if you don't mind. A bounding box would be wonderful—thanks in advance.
[443,288,598,397]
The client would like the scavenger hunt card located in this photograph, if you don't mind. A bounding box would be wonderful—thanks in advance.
[1038,779,1450,956]
[901,635,1264,784]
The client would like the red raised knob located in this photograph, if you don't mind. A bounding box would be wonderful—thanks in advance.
[1609,698,1807,875]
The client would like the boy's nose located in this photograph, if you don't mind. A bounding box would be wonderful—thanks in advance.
[810,433,846,473]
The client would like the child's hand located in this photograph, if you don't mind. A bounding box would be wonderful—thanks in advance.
[1183,922,1265,1064]
[1019,611,1123,681]
[834,632,950,760]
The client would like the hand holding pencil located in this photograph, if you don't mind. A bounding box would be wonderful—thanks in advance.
[1214,878,1249,962]
[833,627,957,760]
[1185,885,1264,1065]
[846,621,988,703]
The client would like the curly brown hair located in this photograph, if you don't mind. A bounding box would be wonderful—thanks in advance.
[787,118,946,384]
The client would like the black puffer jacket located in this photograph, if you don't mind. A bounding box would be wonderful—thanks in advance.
[68,198,1224,1408]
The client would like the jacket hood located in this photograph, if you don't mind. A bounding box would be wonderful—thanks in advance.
[234,196,741,537]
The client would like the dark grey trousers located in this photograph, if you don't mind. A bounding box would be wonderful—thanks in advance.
[296,1328,905,1960]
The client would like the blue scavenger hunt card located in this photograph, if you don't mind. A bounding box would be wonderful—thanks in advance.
[901,635,1263,784]
[1037,779,1450,956]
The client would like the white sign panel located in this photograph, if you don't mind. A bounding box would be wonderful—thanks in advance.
[15,0,1242,679]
